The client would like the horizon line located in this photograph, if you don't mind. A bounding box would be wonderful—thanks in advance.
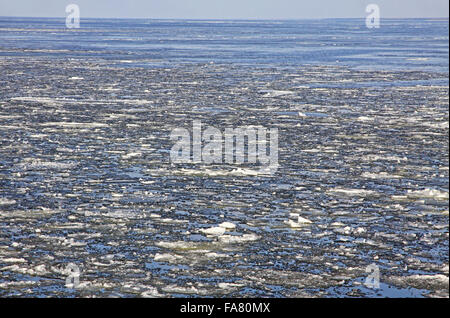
[0,15,449,21]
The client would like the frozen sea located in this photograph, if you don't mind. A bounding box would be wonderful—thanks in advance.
[0,17,448,297]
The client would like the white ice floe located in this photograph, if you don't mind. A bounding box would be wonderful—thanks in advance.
[11,96,68,105]
[364,154,407,162]
[285,213,312,228]
[201,226,226,237]
[0,125,22,129]
[17,160,77,170]
[140,287,162,298]
[40,122,108,128]
[1,258,27,263]
[147,167,273,177]
[154,253,182,263]
[0,198,16,206]
[328,188,376,196]
[178,168,260,177]
[0,280,37,288]
[218,222,236,230]
[362,172,402,179]
[406,188,449,200]
[122,152,142,159]
[333,226,365,235]
[218,282,244,289]
[33,264,48,275]
[420,121,448,129]
[260,90,295,98]
[388,274,449,290]
[357,116,374,121]
[406,57,429,61]
[354,227,366,234]
[218,233,259,243]
[156,241,193,249]
[162,285,204,295]
[205,252,229,259]
[200,222,237,237]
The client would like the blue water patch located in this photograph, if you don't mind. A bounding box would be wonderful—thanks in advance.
[0,17,447,72]
[323,280,431,298]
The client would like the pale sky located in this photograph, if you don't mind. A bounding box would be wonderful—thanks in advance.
[0,0,448,19]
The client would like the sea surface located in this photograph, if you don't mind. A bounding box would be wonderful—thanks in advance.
[0,17,448,297]
[0,17,449,71]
